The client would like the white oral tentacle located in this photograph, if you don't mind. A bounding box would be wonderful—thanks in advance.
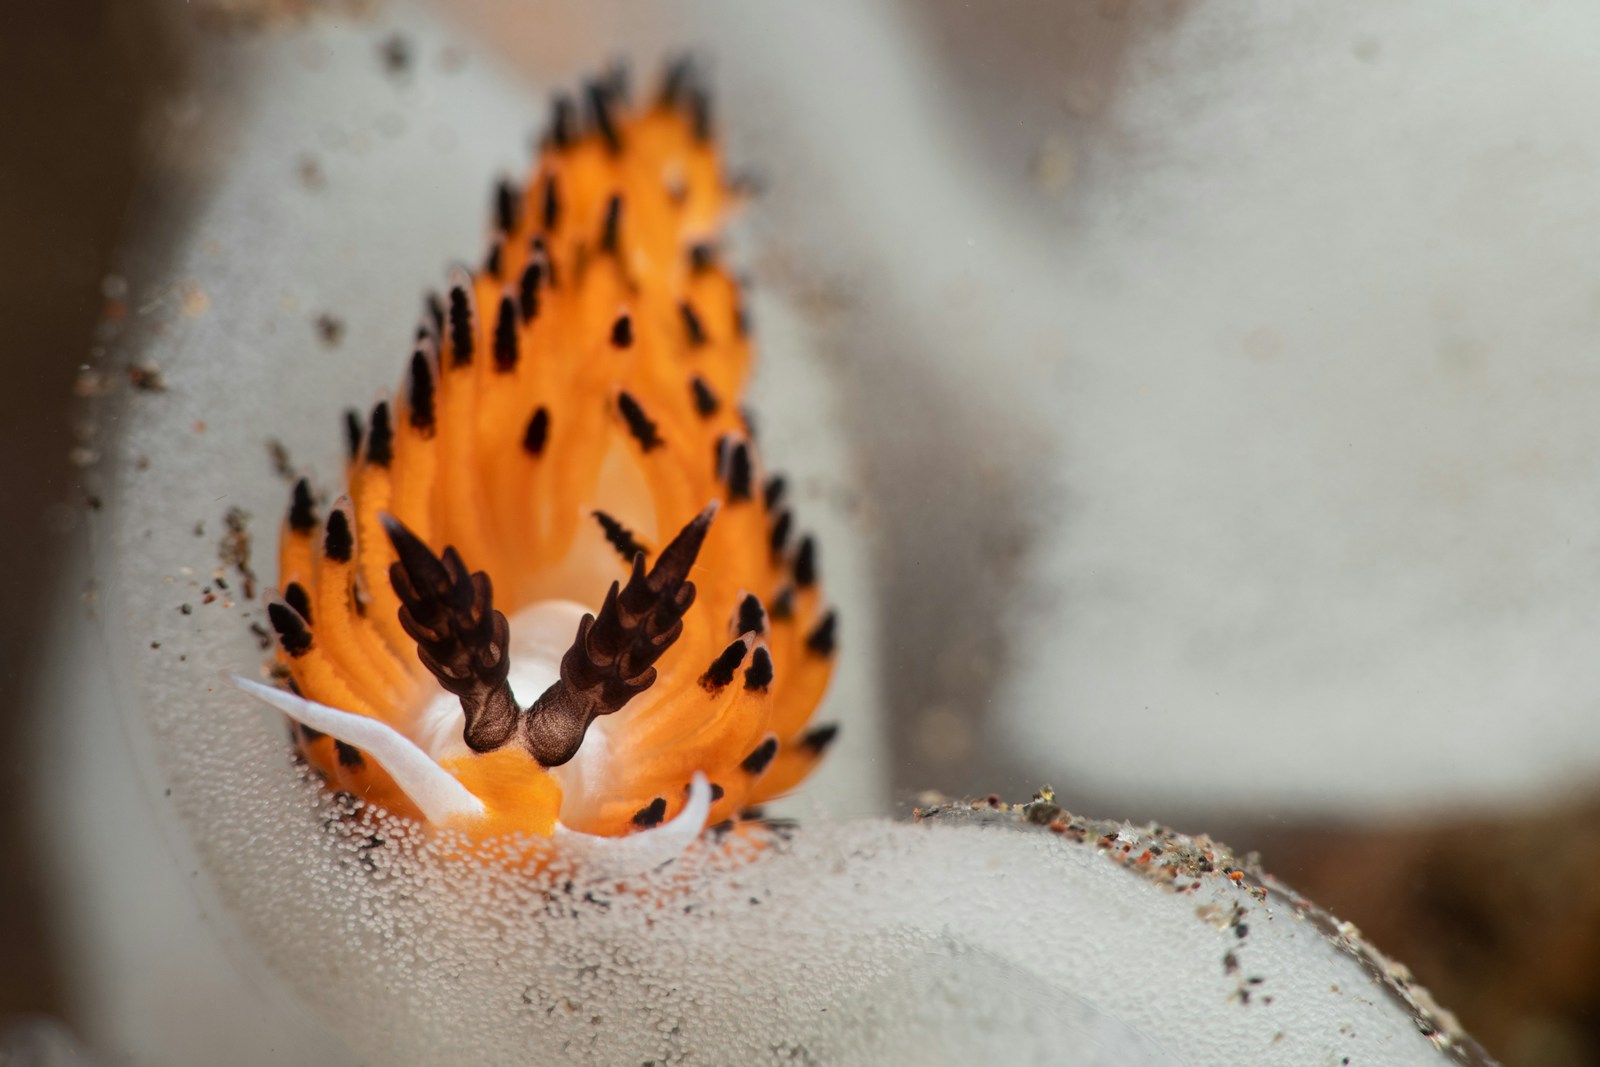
[228,674,487,824]
[553,772,714,882]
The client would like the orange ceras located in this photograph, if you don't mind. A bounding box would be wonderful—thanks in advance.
[235,63,839,844]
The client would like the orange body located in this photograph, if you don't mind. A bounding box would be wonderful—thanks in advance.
[265,67,837,839]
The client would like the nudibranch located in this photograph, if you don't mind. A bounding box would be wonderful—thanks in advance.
[233,63,838,850]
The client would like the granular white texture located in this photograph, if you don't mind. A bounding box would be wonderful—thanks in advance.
[132,782,1487,1065]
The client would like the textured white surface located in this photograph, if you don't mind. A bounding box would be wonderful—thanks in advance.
[31,554,353,1066]
[181,801,1474,1066]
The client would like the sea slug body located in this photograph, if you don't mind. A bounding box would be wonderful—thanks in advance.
[234,62,838,852]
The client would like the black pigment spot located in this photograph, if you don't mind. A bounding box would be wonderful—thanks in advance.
[743,647,774,692]
[632,797,666,828]
[593,510,645,562]
[700,639,747,692]
[523,406,550,457]
[323,509,354,563]
[741,737,777,775]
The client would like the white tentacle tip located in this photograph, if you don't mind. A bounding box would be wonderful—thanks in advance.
[225,672,487,825]
[554,772,714,881]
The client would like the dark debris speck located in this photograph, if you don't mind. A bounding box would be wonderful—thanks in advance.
[314,313,345,347]
[127,363,166,392]
[379,34,412,76]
